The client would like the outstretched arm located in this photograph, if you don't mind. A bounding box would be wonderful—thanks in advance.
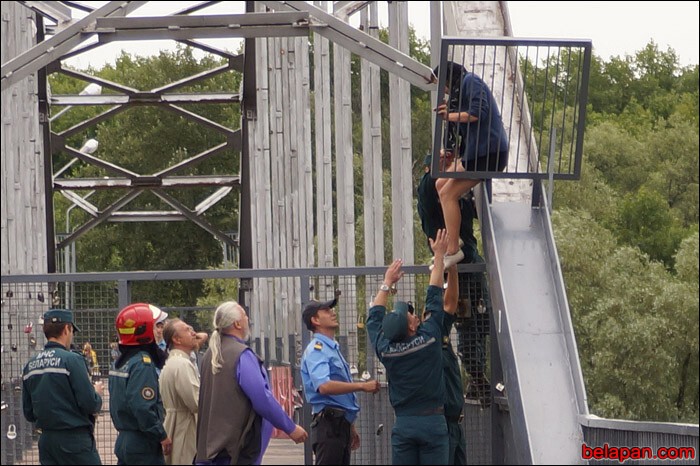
[444,265,459,315]
[429,229,448,287]
[374,259,404,309]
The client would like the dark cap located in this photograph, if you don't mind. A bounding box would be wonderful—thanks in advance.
[302,298,338,331]
[43,309,80,332]
[423,153,432,167]
[382,301,413,342]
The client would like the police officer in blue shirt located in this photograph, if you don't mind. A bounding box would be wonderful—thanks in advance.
[301,295,380,465]
[22,309,103,465]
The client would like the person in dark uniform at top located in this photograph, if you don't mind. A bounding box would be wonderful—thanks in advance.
[417,151,479,267]
[109,303,172,465]
[22,309,104,465]
[366,229,451,465]
[300,294,380,465]
[417,151,491,408]
[440,265,467,464]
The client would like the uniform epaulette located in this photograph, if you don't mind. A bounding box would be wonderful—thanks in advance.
[142,355,152,364]
[313,341,323,350]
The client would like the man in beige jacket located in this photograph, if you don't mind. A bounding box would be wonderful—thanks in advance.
[160,318,201,465]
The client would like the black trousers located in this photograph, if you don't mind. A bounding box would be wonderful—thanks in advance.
[311,409,351,465]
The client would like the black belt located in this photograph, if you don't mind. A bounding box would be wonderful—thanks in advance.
[313,407,347,420]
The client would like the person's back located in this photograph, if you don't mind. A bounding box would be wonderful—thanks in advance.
[366,230,451,465]
[374,300,445,416]
[22,309,103,465]
[110,303,171,465]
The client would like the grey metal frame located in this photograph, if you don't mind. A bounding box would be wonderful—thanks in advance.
[432,36,592,181]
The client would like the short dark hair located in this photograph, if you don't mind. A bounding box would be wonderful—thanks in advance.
[433,61,467,95]
[302,298,338,332]
[43,322,70,340]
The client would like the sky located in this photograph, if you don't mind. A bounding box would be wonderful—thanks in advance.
[64,1,699,69]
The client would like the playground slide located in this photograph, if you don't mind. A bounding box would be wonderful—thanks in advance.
[479,182,588,464]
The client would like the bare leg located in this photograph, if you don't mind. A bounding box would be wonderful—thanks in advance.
[437,160,480,255]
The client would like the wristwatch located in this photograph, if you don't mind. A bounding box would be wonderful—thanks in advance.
[379,284,390,292]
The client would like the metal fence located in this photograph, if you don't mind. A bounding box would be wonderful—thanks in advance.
[432,37,592,181]
[0,265,493,465]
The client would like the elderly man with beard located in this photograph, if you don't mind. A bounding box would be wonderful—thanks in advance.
[196,301,308,465]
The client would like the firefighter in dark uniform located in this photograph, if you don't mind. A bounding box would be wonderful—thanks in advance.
[442,266,467,464]
[22,309,103,465]
[366,231,451,465]
[417,151,491,407]
[417,152,479,264]
[109,303,172,465]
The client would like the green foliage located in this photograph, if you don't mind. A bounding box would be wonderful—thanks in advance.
[550,40,698,422]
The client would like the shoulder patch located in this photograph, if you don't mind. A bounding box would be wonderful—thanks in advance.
[141,386,155,400]
[142,355,152,364]
[313,341,323,350]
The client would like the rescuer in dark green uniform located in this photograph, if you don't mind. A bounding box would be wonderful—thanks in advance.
[366,230,450,465]
[417,153,478,264]
[22,309,103,465]
[109,303,172,465]
[441,265,467,464]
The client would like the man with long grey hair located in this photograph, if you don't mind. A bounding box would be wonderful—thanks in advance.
[195,301,308,465]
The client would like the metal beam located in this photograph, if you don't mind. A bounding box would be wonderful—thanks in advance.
[57,189,144,248]
[1,1,138,90]
[177,40,245,64]
[261,0,435,91]
[58,66,139,94]
[96,25,309,41]
[96,11,311,29]
[333,1,371,18]
[54,175,240,190]
[195,187,233,214]
[164,104,239,137]
[153,189,238,247]
[60,190,99,216]
[18,1,72,23]
[108,212,186,222]
[154,141,235,177]
[50,92,240,105]
[63,144,140,178]
[56,105,128,138]
[152,63,234,93]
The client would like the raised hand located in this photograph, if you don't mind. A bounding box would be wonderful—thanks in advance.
[383,259,404,285]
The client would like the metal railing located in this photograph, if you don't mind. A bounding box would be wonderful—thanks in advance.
[0,265,491,465]
[432,37,592,181]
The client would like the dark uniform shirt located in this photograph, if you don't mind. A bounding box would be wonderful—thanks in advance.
[442,313,465,417]
[367,285,446,416]
[22,341,102,430]
[109,350,167,442]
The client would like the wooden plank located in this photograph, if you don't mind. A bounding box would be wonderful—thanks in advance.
[360,4,384,267]
[333,40,356,343]
[1,2,48,275]
[313,2,334,271]
[388,1,414,270]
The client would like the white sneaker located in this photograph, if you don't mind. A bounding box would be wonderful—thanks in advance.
[428,239,464,270]
[443,249,465,269]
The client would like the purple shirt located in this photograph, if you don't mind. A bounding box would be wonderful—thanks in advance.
[235,338,296,465]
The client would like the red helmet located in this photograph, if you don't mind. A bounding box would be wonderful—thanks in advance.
[116,303,164,346]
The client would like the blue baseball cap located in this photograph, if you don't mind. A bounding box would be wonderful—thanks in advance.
[43,309,80,332]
